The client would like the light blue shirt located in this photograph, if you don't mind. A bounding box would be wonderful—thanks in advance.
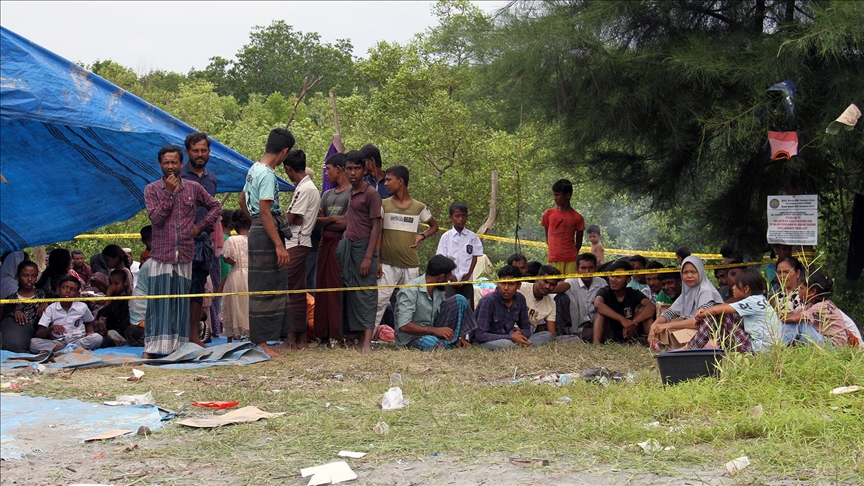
[243,163,281,216]
[731,294,781,352]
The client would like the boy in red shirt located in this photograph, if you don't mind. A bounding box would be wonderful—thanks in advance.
[541,179,584,276]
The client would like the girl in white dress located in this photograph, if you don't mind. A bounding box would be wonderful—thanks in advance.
[220,211,251,341]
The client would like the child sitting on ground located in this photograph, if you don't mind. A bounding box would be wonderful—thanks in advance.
[95,269,131,347]
[688,268,781,353]
[30,275,103,353]
[220,210,251,342]
[586,225,605,265]
[793,270,850,346]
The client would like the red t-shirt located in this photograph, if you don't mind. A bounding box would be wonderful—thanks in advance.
[541,207,584,262]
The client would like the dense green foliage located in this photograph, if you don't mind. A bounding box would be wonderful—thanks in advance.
[47,0,861,320]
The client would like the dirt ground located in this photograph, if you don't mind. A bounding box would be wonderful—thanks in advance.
[0,439,839,486]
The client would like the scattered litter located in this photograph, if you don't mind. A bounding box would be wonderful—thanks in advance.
[84,429,133,442]
[636,439,663,453]
[750,404,763,418]
[177,406,285,428]
[580,367,625,385]
[389,373,402,384]
[124,444,139,452]
[668,426,684,433]
[70,484,113,486]
[106,391,155,406]
[191,401,240,409]
[132,369,144,379]
[326,403,331,408]
[373,422,389,435]
[381,387,408,410]
[509,458,549,468]
[337,451,367,458]
[725,456,750,476]
[643,421,661,430]
[830,385,861,395]
[94,392,105,398]
[333,374,344,380]
[91,452,105,460]
[664,446,676,451]
[558,374,572,386]
[136,426,151,436]
[300,460,358,485]
[557,396,572,403]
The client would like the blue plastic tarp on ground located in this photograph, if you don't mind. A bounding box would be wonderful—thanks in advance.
[0,395,165,460]
[0,26,292,252]
[0,338,270,372]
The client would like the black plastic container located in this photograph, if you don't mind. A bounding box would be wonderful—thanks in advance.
[655,349,726,385]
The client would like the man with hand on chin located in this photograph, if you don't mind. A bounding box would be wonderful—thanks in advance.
[142,145,220,358]
[394,255,476,350]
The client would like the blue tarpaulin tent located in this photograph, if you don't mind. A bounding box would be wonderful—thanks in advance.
[0,26,292,253]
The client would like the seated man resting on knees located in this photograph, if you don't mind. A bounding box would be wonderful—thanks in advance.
[657,268,681,304]
[518,265,560,336]
[30,275,103,353]
[394,255,476,350]
[474,265,554,350]
[592,260,654,344]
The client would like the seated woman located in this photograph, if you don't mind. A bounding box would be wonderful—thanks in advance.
[90,245,133,295]
[648,256,723,350]
[768,255,805,343]
[686,268,781,353]
[791,270,849,346]
[35,248,83,296]
[1,261,49,352]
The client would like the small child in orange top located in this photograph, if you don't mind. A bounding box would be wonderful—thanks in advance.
[586,225,604,265]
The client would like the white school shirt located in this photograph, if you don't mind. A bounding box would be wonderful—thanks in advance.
[436,227,483,281]
[38,302,94,341]
[285,176,321,249]
[731,294,782,352]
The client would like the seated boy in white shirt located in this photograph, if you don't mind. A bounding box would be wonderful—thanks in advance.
[30,275,103,353]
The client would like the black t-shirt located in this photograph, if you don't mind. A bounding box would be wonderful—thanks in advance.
[596,287,646,342]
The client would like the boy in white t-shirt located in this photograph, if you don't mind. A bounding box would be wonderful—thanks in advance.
[693,268,781,352]
[30,275,103,353]
[436,202,483,309]
[517,265,560,335]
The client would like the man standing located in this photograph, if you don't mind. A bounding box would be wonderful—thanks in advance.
[337,151,382,352]
[143,146,220,358]
[282,149,320,349]
[314,153,351,344]
[180,132,218,345]
[394,255,476,350]
[360,144,391,200]
[239,128,295,359]
[374,165,439,329]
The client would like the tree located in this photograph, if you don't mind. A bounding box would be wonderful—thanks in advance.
[486,0,864,258]
[198,21,356,103]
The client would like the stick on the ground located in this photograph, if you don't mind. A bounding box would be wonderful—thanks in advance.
[285,75,324,129]
[477,170,498,235]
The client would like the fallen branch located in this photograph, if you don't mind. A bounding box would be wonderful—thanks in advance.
[285,75,324,129]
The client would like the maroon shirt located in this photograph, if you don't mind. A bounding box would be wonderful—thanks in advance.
[73,263,92,285]
[144,179,221,264]
[343,183,382,242]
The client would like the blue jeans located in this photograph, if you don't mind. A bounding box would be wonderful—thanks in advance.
[782,323,829,345]
[480,331,554,350]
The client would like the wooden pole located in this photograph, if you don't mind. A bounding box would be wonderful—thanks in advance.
[329,91,341,136]
[477,170,498,235]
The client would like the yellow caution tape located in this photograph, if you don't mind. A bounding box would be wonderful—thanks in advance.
[0,261,768,305]
[73,231,723,260]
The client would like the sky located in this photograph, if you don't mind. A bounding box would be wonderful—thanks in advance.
[1,1,507,74]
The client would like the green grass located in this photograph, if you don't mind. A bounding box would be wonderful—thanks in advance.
[8,342,864,483]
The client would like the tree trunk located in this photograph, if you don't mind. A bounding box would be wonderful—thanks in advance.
[477,171,498,235]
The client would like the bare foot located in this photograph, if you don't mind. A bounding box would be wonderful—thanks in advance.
[227,337,234,343]
[142,352,157,359]
[258,343,282,359]
[361,345,374,353]
[190,338,207,348]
